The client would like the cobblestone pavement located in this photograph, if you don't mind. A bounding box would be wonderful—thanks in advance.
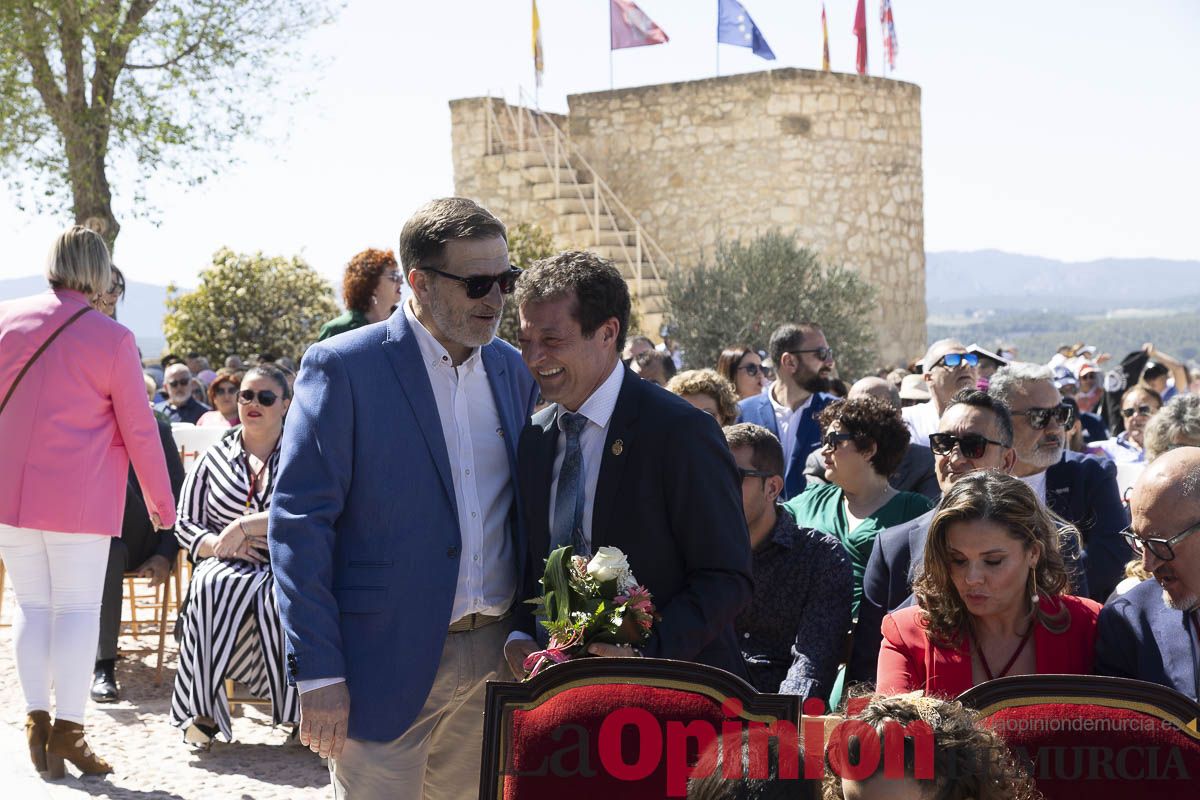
[0,584,332,799]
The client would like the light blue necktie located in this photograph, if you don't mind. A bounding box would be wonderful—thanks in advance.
[551,411,590,558]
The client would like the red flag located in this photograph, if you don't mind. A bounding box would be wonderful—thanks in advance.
[853,0,868,75]
[610,0,669,50]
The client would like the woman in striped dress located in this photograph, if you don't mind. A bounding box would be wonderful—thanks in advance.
[170,364,299,745]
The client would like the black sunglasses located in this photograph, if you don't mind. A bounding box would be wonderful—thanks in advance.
[821,431,856,450]
[933,352,979,369]
[419,266,521,299]
[1012,403,1076,430]
[166,379,190,388]
[1121,405,1156,419]
[737,363,765,377]
[213,385,239,396]
[929,432,1009,459]
[738,467,776,480]
[786,347,835,362]
[237,389,279,407]
[1121,520,1200,562]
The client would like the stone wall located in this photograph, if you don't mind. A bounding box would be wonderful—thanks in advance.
[451,69,926,365]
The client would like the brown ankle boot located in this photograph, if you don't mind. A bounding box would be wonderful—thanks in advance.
[25,710,51,774]
[45,719,112,779]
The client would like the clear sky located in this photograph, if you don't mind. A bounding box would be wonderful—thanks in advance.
[1,0,1197,289]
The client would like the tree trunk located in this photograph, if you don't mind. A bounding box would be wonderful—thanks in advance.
[67,136,120,254]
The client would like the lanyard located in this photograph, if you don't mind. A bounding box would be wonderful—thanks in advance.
[243,450,274,510]
[1187,610,1200,702]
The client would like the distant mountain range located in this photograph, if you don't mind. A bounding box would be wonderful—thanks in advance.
[4,250,1197,358]
[926,251,1200,316]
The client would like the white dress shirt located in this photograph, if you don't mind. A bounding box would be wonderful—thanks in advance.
[769,387,813,468]
[299,301,515,695]
[1020,469,1048,503]
[508,360,624,647]
[901,400,940,448]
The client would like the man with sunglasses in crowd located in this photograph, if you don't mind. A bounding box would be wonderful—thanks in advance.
[269,198,537,799]
[736,322,838,499]
[154,362,210,424]
[901,339,979,448]
[989,363,1129,601]
[1096,447,1200,701]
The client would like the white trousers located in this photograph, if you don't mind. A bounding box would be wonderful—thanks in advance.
[0,524,110,723]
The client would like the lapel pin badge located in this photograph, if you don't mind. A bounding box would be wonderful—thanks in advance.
[496,427,504,438]
[611,439,624,456]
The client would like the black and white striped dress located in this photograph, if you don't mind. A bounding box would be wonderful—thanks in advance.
[169,426,298,741]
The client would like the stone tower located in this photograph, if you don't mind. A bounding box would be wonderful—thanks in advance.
[451,68,925,366]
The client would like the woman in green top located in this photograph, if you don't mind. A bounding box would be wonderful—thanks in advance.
[317,248,404,340]
[784,397,933,619]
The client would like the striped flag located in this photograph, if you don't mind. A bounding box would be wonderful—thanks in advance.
[821,3,831,71]
[880,0,898,71]
[532,0,544,87]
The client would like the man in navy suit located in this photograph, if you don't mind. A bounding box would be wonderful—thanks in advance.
[989,363,1130,601]
[736,322,838,499]
[1097,447,1200,701]
[503,251,753,678]
[269,199,537,799]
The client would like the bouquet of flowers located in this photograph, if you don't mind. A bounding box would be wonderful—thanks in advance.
[522,545,659,679]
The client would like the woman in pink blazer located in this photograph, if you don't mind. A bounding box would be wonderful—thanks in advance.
[0,226,176,779]
[876,471,1101,698]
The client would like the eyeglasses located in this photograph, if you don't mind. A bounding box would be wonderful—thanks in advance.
[737,363,765,377]
[1122,405,1156,419]
[237,389,279,407]
[418,266,522,299]
[382,271,402,283]
[1121,520,1200,562]
[1012,403,1076,430]
[821,431,856,451]
[933,353,980,370]
[929,432,1009,459]
[213,385,239,397]
[785,347,835,362]
[738,467,776,480]
[166,379,190,388]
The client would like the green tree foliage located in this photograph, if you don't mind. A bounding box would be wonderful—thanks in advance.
[497,222,556,346]
[663,231,878,376]
[0,1,336,250]
[163,248,337,363]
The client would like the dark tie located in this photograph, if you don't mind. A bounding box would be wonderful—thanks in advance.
[551,411,590,558]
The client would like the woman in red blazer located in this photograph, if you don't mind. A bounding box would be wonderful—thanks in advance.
[0,227,175,778]
[877,471,1101,698]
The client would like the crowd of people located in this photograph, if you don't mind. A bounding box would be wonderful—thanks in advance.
[1,212,1198,799]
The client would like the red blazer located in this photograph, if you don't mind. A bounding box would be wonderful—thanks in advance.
[876,594,1102,697]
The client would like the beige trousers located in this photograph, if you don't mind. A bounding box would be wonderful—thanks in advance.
[329,619,512,800]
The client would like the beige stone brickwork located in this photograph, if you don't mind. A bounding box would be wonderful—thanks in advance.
[451,68,925,366]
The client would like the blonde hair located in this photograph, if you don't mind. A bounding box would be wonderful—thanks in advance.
[915,471,1072,647]
[45,225,111,296]
[665,368,739,426]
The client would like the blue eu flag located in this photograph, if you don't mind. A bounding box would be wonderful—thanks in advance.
[717,0,776,61]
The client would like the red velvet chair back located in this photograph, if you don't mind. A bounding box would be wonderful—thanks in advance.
[480,658,801,800]
[958,675,1200,800]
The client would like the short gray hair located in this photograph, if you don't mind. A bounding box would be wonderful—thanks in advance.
[45,225,111,296]
[988,363,1054,408]
[1145,394,1200,462]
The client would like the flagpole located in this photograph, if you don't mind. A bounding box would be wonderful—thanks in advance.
[714,0,720,76]
[609,5,614,90]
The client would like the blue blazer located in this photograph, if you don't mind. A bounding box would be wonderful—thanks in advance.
[268,311,537,742]
[736,391,837,499]
[1096,578,1198,701]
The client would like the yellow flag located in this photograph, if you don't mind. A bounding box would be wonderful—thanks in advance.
[532,0,544,87]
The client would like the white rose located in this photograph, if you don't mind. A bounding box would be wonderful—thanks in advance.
[586,546,632,585]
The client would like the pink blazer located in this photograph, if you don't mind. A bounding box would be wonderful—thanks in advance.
[877,594,1102,698]
[0,289,176,536]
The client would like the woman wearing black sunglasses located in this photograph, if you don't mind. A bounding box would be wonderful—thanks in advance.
[1089,386,1162,464]
[717,344,768,401]
[170,364,297,747]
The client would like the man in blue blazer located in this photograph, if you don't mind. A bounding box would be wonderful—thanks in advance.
[736,322,838,499]
[503,252,753,679]
[269,199,537,799]
[1097,448,1200,701]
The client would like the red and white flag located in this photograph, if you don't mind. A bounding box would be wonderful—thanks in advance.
[880,0,898,71]
[610,0,669,50]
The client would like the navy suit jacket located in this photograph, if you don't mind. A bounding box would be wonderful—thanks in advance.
[268,312,537,742]
[847,451,1116,685]
[1096,578,1198,701]
[736,391,837,499]
[515,366,754,677]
